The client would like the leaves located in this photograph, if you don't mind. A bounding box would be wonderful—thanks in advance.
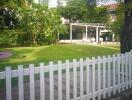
[19,4,65,45]
[109,3,124,36]
[59,0,108,23]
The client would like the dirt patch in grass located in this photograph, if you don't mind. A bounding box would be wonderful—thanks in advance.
[0,52,12,59]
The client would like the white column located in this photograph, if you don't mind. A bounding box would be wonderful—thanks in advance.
[112,34,115,42]
[58,32,59,41]
[86,26,88,41]
[96,27,99,42]
[70,24,72,43]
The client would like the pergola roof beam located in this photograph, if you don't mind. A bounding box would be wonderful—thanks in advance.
[70,23,106,28]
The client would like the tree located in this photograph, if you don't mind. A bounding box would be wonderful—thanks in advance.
[58,0,88,22]
[0,0,23,29]
[120,0,132,53]
[0,0,22,47]
[19,4,64,46]
[87,0,132,53]
[109,3,124,41]
[86,5,108,23]
[59,0,108,23]
[0,1,65,46]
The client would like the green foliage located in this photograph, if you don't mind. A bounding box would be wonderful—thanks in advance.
[0,30,18,47]
[59,0,88,22]
[18,4,65,46]
[94,6,109,23]
[0,0,31,8]
[0,0,24,47]
[59,0,108,23]
[109,3,124,41]
[0,1,66,47]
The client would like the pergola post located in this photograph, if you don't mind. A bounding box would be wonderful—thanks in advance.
[112,34,115,42]
[58,32,59,41]
[70,24,72,43]
[96,27,99,42]
[86,25,88,41]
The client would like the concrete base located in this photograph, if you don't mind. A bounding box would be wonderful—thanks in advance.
[59,40,120,46]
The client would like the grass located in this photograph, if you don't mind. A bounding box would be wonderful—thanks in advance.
[0,44,120,90]
[0,44,120,71]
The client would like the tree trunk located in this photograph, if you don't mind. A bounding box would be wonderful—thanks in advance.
[31,33,37,46]
[121,0,132,53]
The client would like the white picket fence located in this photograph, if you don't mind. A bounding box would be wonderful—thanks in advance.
[0,50,132,100]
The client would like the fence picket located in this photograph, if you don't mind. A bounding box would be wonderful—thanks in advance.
[117,54,121,93]
[92,57,96,100]
[49,62,54,100]
[6,67,12,100]
[29,64,35,100]
[80,58,84,100]
[129,52,132,88]
[86,58,90,100]
[1,50,132,100]
[121,54,125,91]
[97,56,101,100]
[73,59,77,100]
[102,56,106,98]
[18,65,24,100]
[66,60,70,100]
[58,61,62,100]
[125,53,129,89]
[107,55,111,97]
[131,50,132,86]
[112,55,116,94]
[40,63,45,100]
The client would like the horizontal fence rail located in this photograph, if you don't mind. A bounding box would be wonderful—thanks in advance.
[0,50,132,100]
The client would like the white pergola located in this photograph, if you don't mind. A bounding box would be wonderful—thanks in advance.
[69,23,111,43]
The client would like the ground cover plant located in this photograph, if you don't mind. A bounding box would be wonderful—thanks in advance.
[0,44,119,71]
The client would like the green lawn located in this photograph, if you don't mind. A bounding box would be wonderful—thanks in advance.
[0,44,120,71]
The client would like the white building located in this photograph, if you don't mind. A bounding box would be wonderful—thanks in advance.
[48,0,69,7]
[48,0,58,7]
[34,0,68,7]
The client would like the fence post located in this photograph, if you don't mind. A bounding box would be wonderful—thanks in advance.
[58,61,62,100]
[18,65,24,100]
[86,58,90,100]
[29,64,35,100]
[80,58,84,100]
[66,60,70,100]
[6,67,12,100]
[40,63,45,100]
[49,62,54,100]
